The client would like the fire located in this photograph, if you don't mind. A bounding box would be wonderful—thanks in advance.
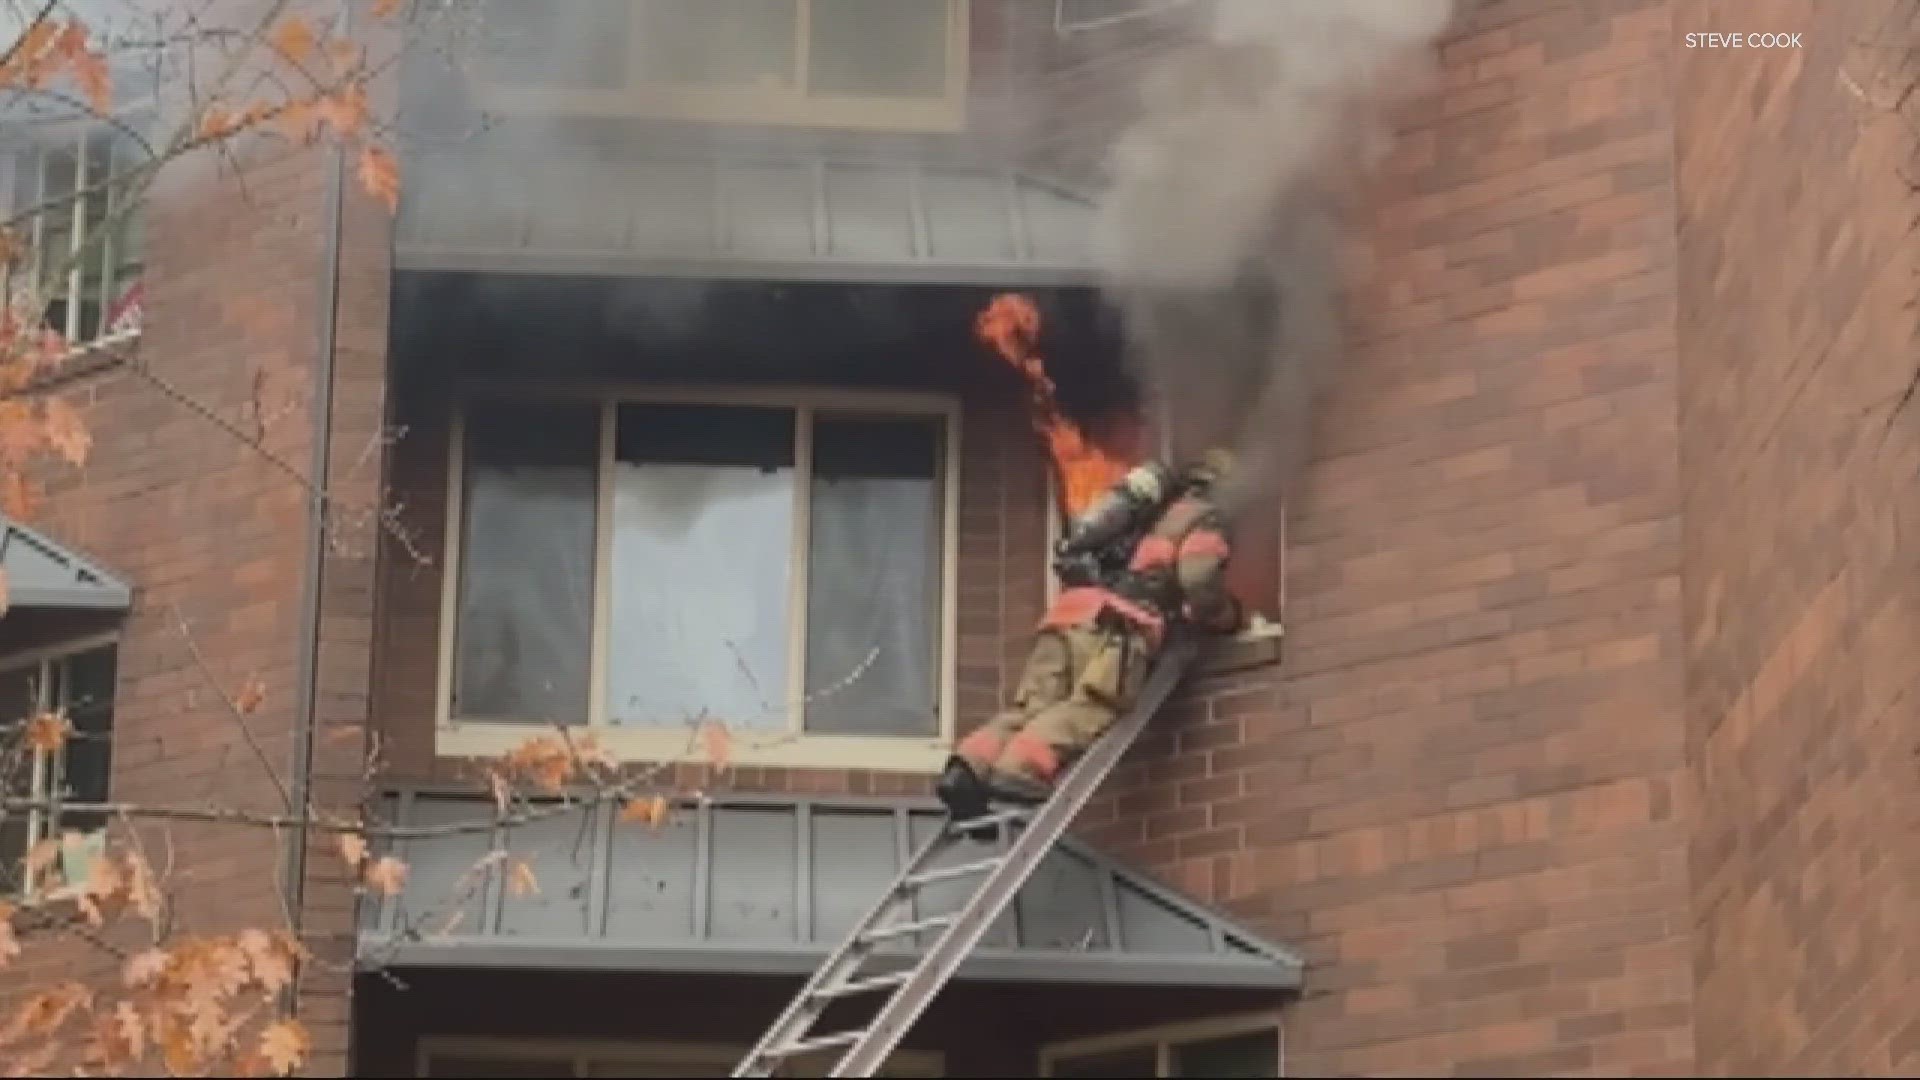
[974,293,1138,518]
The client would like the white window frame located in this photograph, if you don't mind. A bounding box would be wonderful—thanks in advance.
[1038,1011,1284,1078]
[416,1035,944,1077]
[435,384,963,773]
[0,631,119,899]
[0,113,147,352]
[474,0,971,134]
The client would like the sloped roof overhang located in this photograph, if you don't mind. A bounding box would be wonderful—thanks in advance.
[357,788,1301,992]
[0,515,131,611]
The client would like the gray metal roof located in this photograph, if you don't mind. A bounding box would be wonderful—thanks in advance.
[393,149,1100,286]
[0,515,131,611]
[358,788,1301,990]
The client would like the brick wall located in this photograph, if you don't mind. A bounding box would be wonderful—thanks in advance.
[0,133,391,1073]
[1083,1,1697,1074]
[1674,1,1920,1074]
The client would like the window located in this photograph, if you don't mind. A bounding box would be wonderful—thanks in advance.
[1041,1015,1282,1078]
[417,1037,942,1077]
[440,389,959,771]
[0,639,117,896]
[1,121,145,347]
[471,0,969,132]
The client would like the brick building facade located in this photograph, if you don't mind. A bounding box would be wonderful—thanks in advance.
[0,0,1915,1076]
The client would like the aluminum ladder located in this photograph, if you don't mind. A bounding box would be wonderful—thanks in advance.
[732,629,1204,1078]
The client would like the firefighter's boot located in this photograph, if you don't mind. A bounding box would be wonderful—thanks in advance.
[936,755,998,840]
[986,766,1053,806]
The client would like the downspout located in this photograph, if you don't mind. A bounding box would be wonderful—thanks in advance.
[282,1,350,1014]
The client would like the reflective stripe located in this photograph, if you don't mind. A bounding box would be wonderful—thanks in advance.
[1041,587,1109,629]
[1003,732,1061,781]
[1128,535,1177,571]
[1178,529,1231,562]
[956,729,1004,769]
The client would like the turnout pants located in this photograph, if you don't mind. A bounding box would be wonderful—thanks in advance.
[955,621,1152,793]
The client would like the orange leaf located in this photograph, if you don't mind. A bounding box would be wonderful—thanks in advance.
[122,948,168,988]
[93,1000,144,1069]
[317,82,370,138]
[362,855,407,897]
[269,16,316,63]
[41,396,89,466]
[335,831,368,869]
[23,837,59,883]
[258,1018,310,1075]
[506,857,538,897]
[22,710,68,752]
[0,903,17,969]
[357,144,401,213]
[238,927,297,994]
[67,48,110,112]
[196,105,238,141]
[233,677,267,715]
[702,719,733,770]
[620,794,669,829]
[374,0,405,18]
[0,981,90,1047]
[124,848,160,925]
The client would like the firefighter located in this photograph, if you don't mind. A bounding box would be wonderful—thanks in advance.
[936,449,1244,822]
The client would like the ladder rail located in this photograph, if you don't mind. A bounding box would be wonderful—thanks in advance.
[825,629,1202,1077]
[731,817,955,1076]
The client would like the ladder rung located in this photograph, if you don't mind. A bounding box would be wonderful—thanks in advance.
[767,1030,865,1059]
[812,970,913,1001]
[902,858,1003,890]
[859,915,953,945]
[951,808,1029,833]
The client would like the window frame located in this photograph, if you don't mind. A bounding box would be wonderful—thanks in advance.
[473,0,972,134]
[435,383,963,773]
[1037,1011,1284,1078]
[415,1034,945,1077]
[0,630,120,899]
[1054,0,1195,34]
[0,111,149,351]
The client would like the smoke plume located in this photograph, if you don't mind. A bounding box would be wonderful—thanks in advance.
[1092,0,1458,514]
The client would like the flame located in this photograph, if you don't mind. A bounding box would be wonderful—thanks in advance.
[974,293,1139,518]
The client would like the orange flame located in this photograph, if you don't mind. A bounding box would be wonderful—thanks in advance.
[974,293,1139,518]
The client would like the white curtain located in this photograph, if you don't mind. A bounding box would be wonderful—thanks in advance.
[604,463,794,731]
[803,470,939,737]
[453,465,598,725]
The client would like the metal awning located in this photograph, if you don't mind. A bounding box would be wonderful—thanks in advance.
[0,515,131,611]
[394,148,1100,287]
[358,789,1301,990]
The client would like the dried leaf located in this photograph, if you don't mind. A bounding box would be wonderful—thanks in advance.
[362,855,407,897]
[238,927,296,994]
[571,731,615,772]
[374,0,405,18]
[506,857,538,897]
[88,999,143,1070]
[335,831,368,869]
[271,98,321,144]
[503,735,573,793]
[486,769,510,816]
[317,82,370,139]
[0,903,17,968]
[2,1041,54,1077]
[356,144,401,213]
[0,982,90,1047]
[702,719,733,770]
[619,794,669,829]
[124,847,161,925]
[258,1018,310,1075]
[68,46,110,112]
[233,677,267,715]
[122,948,168,988]
[40,396,88,466]
[23,837,59,883]
[269,16,316,63]
[76,849,124,926]
[22,710,68,752]
[0,471,42,519]
[196,104,237,141]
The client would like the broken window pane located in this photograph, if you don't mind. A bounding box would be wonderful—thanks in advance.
[605,404,795,732]
[808,0,948,99]
[453,402,600,725]
[804,412,943,737]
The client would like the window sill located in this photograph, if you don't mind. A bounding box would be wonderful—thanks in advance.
[1196,618,1284,677]
[437,723,952,775]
